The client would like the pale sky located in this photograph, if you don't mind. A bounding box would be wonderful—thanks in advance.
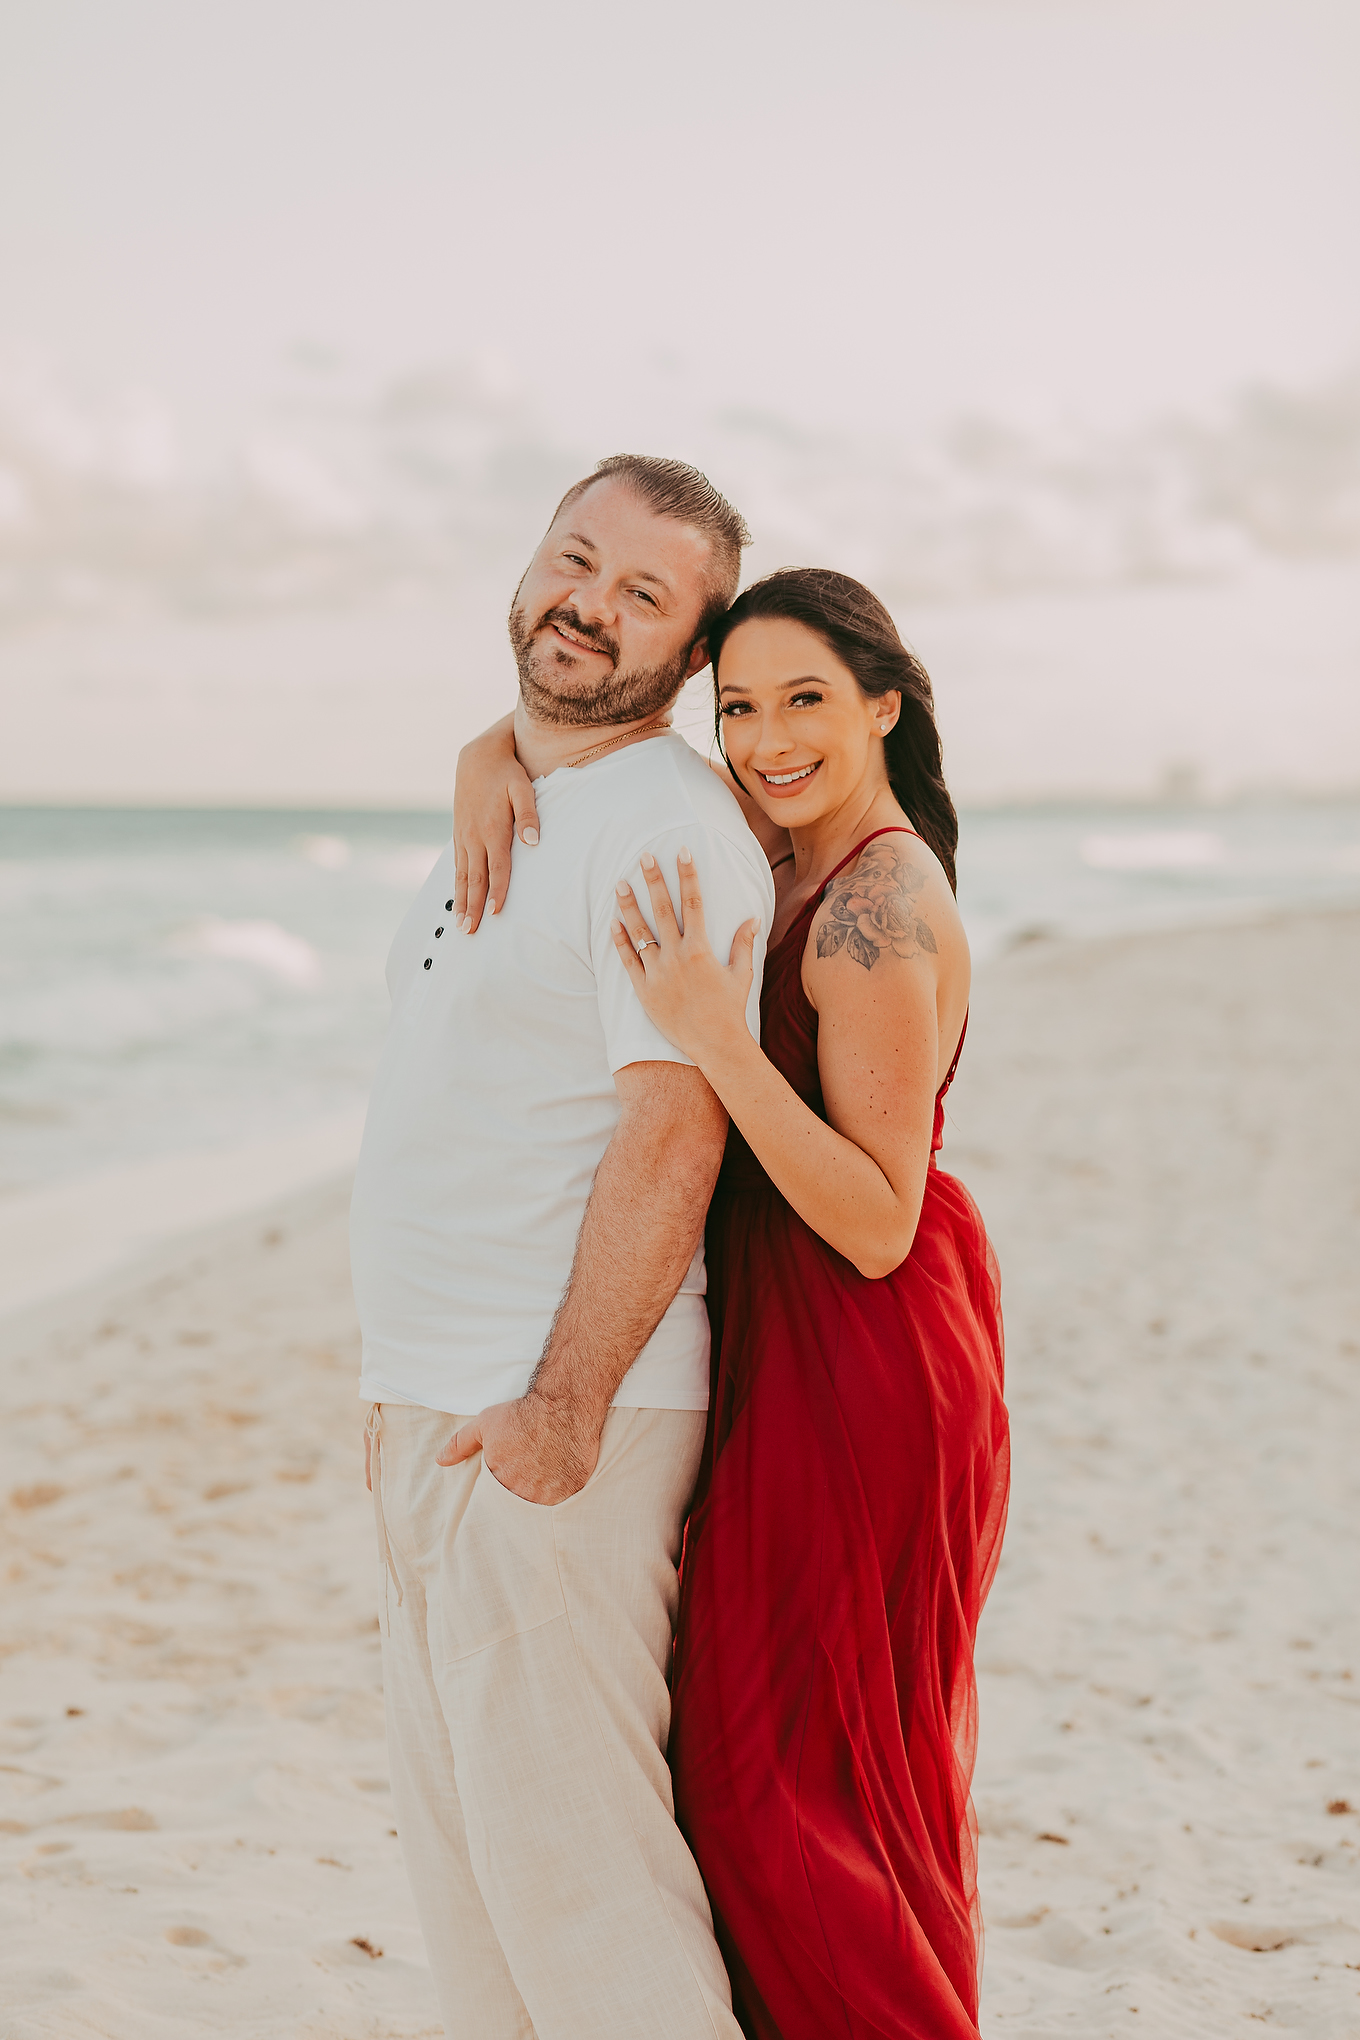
[2,0,1356,454]
[3,0,1358,806]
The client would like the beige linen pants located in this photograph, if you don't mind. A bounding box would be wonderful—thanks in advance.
[367,1401,741,2040]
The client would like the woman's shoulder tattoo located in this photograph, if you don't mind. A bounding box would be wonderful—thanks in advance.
[815,840,938,971]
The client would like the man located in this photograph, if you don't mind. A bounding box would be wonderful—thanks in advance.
[349,456,773,2039]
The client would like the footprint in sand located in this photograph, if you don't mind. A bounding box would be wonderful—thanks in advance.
[164,1925,247,1969]
[1209,1920,1302,1953]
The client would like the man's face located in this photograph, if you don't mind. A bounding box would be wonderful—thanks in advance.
[509,478,715,727]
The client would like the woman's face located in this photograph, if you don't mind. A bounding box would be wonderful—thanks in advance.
[716,617,899,827]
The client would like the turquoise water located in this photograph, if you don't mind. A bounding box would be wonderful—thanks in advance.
[3,801,1358,1199]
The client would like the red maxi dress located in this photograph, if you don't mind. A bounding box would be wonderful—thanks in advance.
[671,829,1010,2040]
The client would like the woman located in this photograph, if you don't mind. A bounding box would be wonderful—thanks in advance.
[457,570,1009,2039]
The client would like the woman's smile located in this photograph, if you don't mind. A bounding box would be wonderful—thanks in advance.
[756,759,823,796]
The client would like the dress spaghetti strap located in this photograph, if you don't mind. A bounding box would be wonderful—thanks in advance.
[771,826,926,962]
[821,823,924,890]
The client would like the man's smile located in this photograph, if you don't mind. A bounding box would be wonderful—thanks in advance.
[548,619,614,661]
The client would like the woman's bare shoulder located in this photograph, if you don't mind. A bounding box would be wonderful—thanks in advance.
[811,833,958,970]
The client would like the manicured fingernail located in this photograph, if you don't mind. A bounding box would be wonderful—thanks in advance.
[616,882,630,897]
[641,852,656,870]
[489,900,499,914]
[678,846,692,864]
[611,918,622,933]
[458,916,469,932]
[523,828,539,845]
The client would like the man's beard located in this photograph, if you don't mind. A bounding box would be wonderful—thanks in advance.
[508,600,692,729]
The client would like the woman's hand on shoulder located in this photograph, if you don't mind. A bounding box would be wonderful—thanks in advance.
[453,712,541,933]
[612,852,760,1069]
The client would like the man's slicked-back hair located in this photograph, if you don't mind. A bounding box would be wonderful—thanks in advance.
[548,455,750,638]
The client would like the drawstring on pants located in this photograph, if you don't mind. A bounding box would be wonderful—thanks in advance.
[365,1402,404,1607]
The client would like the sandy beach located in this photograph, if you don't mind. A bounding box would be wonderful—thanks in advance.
[2,908,1358,2039]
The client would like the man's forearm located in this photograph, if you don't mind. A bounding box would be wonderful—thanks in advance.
[529,1073,727,1419]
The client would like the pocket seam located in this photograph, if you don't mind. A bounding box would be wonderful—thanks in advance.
[482,1460,599,1515]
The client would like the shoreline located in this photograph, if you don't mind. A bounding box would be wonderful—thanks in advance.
[2,909,1357,2036]
[9,896,1359,1336]
[0,1109,366,1327]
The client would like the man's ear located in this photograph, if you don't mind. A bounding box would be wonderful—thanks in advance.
[684,638,712,681]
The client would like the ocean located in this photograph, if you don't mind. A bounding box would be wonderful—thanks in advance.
[3,799,1359,1203]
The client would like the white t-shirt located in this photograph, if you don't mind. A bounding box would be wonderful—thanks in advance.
[350,733,775,1417]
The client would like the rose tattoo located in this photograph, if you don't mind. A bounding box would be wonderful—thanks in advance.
[816,842,938,971]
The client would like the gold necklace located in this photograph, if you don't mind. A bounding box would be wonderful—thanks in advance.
[563,717,673,770]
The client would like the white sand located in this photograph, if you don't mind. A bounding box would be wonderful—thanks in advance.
[0,1110,367,1323]
[0,1183,440,2038]
[951,908,1360,2036]
[2,909,1357,2038]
